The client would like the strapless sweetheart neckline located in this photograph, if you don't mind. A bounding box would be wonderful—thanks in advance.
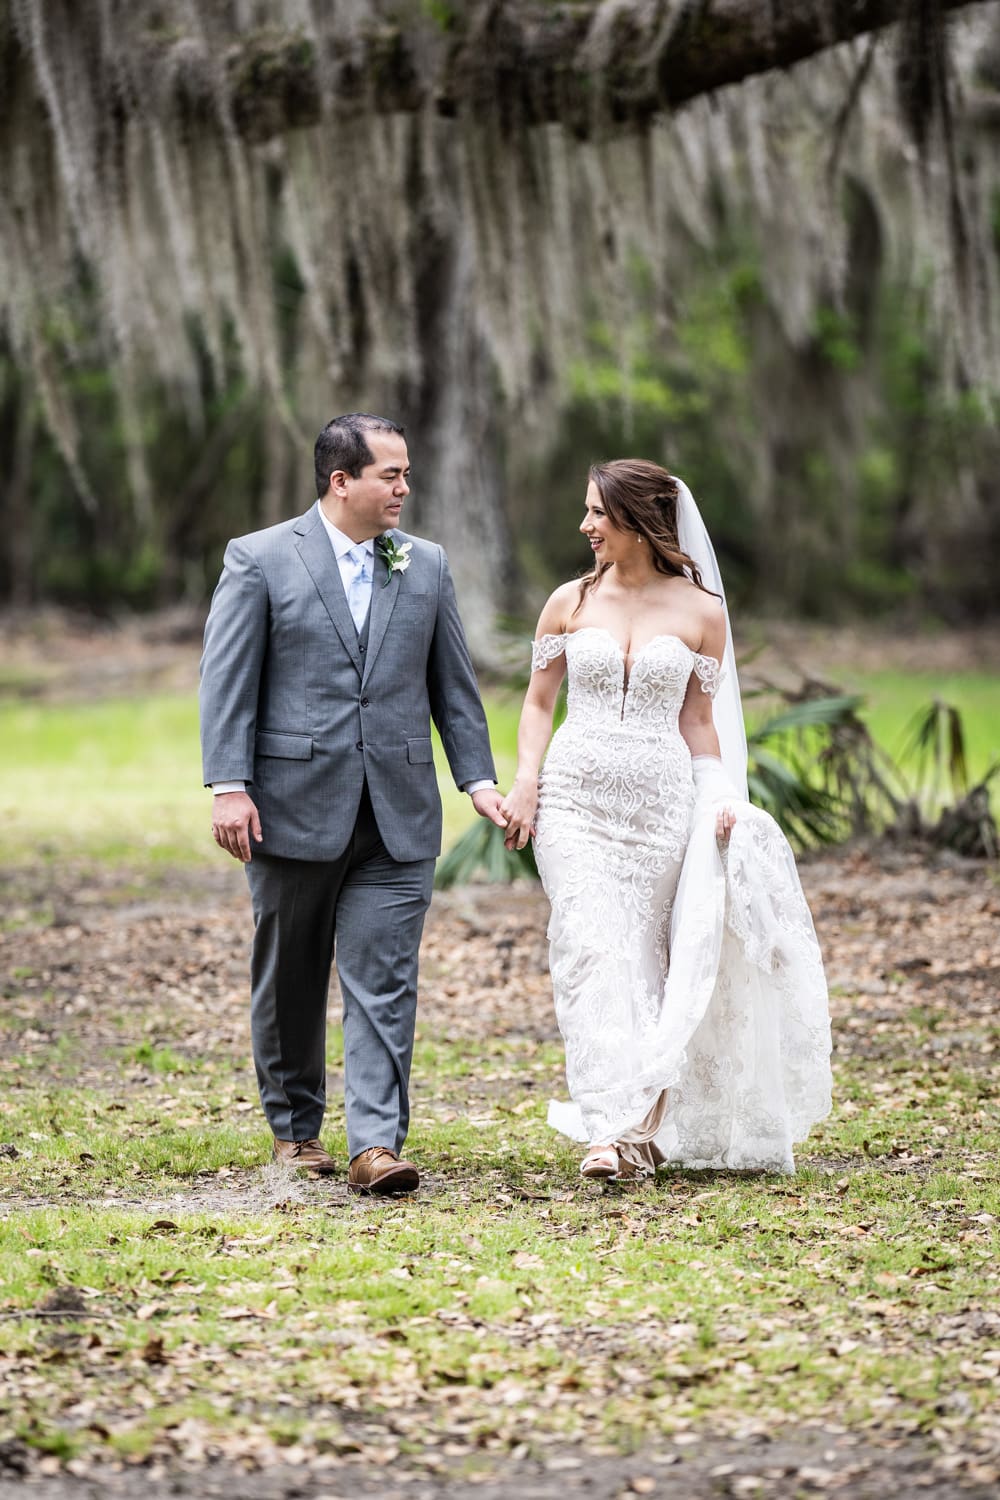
[565,625,709,693]
[567,625,699,662]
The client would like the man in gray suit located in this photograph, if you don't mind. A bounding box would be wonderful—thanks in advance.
[200,413,505,1194]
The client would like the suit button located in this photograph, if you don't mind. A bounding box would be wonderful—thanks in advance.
[355,741,363,751]
[360,697,370,707]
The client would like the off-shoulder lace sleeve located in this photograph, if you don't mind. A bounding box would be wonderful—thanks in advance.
[531,633,568,672]
[692,651,724,698]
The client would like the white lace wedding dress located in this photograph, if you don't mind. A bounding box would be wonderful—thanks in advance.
[532,626,832,1175]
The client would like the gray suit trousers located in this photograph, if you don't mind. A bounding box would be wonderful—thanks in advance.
[245,783,435,1159]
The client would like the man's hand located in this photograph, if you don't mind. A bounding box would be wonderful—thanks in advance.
[471,788,508,830]
[212,791,263,862]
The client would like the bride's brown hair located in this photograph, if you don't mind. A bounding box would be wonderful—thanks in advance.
[573,459,719,615]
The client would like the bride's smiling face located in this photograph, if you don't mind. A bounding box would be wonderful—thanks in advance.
[580,481,626,561]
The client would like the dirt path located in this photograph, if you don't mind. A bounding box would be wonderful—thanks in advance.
[2,846,997,1127]
[2,1426,999,1498]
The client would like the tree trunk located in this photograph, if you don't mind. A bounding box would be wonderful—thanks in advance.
[398,171,513,664]
[5,389,36,610]
[261,401,295,530]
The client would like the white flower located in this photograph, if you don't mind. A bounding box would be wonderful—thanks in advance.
[376,536,412,585]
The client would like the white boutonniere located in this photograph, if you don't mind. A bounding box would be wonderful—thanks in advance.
[376,534,412,586]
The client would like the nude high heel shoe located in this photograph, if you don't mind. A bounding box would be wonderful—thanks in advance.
[579,1145,619,1179]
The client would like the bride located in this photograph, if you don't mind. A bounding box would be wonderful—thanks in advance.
[500,460,832,1179]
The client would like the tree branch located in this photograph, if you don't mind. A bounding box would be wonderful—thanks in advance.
[187,0,999,143]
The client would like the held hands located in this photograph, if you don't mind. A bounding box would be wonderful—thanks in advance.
[212,791,263,862]
[500,778,539,852]
[470,787,509,829]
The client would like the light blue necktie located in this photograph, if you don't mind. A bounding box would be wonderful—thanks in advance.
[345,545,371,634]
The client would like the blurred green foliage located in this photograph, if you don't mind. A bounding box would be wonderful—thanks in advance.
[3,226,999,621]
[511,237,1000,622]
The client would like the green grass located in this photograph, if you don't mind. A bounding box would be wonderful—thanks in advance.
[2,658,998,1475]
[743,669,1000,780]
[0,671,997,864]
[1,1045,998,1467]
[0,696,207,864]
[817,668,1000,785]
[1,790,997,1470]
[0,691,524,865]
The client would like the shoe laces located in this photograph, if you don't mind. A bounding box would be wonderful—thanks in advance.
[291,1138,321,1157]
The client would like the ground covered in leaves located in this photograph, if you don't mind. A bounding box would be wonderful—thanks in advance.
[0,847,998,1497]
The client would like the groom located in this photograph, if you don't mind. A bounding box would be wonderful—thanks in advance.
[200,413,504,1193]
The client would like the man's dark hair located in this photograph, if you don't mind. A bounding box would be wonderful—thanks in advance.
[314,413,405,497]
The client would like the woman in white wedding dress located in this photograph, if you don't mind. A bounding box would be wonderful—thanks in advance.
[500,461,832,1179]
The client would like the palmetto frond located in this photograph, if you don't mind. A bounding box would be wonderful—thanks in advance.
[435,819,538,891]
[900,699,970,804]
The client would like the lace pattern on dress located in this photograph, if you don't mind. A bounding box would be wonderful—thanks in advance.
[692,652,723,698]
[531,633,568,672]
[533,629,700,1148]
[531,623,831,1173]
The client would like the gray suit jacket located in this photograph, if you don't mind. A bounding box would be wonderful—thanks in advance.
[199,504,496,862]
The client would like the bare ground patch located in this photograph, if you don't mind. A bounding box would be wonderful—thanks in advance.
[2,1427,1000,1498]
[1,846,997,1137]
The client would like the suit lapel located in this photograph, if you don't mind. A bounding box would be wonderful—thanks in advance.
[294,509,363,675]
[363,533,401,685]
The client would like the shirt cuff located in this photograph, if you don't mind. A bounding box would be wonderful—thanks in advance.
[463,779,496,796]
[211,781,246,795]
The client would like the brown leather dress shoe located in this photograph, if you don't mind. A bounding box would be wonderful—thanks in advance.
[272,1137,337,1174]
[347,1147,419,1196]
